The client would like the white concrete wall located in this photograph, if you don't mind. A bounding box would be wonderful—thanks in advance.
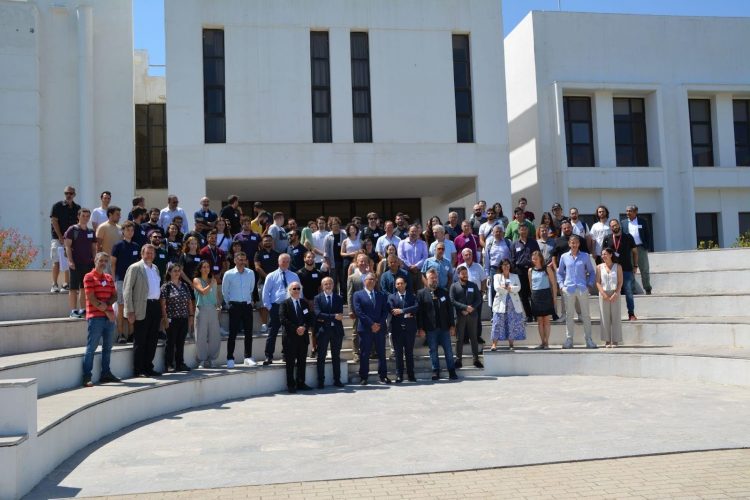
[0,0,134,267]
[505,12,750,250]
[165,0,511,218]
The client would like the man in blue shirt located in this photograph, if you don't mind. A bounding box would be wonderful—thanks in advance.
[110,220,141,343]
[261,254,299,365]
[379,254,409,295]
[421,242,452,289]
[556,235,596,349]
[222,252,256,367]
[193,197,218,239]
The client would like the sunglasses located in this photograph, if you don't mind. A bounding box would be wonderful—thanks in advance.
[291,287,301,290]
[64,192,75,196]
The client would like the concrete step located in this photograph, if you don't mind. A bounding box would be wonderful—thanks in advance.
[648,247,750,273]
[648,268,750,294]
[0,292,71,321]
[0,269,51,293]
[0,336,284,397]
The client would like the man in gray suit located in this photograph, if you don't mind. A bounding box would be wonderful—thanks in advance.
[124,244,163,377]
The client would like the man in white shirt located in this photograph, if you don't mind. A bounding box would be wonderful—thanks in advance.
[90,191,112,231]
[588,205,612,263]
[158,195,189,234]
[311,216,330,267]
[621,204,652,294]
[454,248,487,344]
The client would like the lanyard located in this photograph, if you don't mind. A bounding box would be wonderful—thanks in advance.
[612,234,622,253]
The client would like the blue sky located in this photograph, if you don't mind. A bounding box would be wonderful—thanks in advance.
[134,0,750,76]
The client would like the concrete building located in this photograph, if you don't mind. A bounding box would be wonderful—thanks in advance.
[505,11,750,250]
[164,0,511,223]
[0,0,134,260]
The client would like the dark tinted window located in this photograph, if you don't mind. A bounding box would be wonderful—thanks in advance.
[689,99,714,166]
[203,29,226,143]
[564,96,595,167]
[734,99,750,166]
[351,32,372,143]
[452,35,473,143]
[135,104,167,189]
[695,213,719,247]
[614,97,648,167]
[311,32,332,143]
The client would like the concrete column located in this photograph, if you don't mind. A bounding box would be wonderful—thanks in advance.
[329,28,353,143]
[713,93,736,167]
[77,6,95,208]
[592,91,616,168]
[0,379,37,437]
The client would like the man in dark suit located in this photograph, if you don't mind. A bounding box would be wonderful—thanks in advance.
[450,266,484,369]
[387,276,418,383]
[313,277,345,388]
[621,204,652,295]
[279,281,314,393]
[352,272,390,385]
[416,268,458,381]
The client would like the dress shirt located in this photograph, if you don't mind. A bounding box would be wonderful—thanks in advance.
[421,257,452,288]
[429,238,457,263]
[144,263,161,299]
[159,206,189,233]
[556,251,595,293]
[627,218,643,246]
[454,262,486,289]
[262,268,300,309]
[222,267,255,304]
[397,238,428,268]
[375,234,401,256]
[483,235,511,273]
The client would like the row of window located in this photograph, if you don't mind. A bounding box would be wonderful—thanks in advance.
[201,29,474,144]
[697,212,750,246]
[563,96,750,167]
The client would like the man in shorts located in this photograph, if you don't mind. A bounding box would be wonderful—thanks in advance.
[49,185,80,293]
[64,208,97,318]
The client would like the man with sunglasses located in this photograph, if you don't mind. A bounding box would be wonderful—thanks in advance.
[50,186,80,293]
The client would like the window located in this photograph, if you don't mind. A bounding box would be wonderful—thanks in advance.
[135,104,167,189]
[452,34,473,143]
[614,97,648,166]
[563,96,595,167]
[689,99,714,166]
[350,32,372,143]
[739,212,750,235]
[695,213,719,247]
[203,29,226,144]
[237,199,421,225]
[310,31,332,143]
[734,99,750,166]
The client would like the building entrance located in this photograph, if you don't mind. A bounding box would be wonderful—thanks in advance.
[238,198,422,226]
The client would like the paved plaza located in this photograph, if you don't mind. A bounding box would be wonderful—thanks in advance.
[27,375,750,499]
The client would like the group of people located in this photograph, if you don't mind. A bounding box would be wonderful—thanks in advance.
[48,187,653,389]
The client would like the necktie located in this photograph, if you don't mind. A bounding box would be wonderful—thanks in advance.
[295,300,301,317]
[282,272,288,288]
[369,291,375,303]
[327,294,332,309]
[400,294,405,305]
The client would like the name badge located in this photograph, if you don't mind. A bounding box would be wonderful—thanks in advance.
[101,280,107,286]
[439,296,446,302]
[141,230,145,235]
[132,250,138,256]
[312,273,318,278]
[302,309,309,314]
[194,257,201,262]
[204,212,209,218]
[336,242,341,246]
[87,233,93,239]
[468,287,475,292]
[516,246,522,251]
[374,233,380,238]
[263,254,269,260]
[293,249,299,254]
[213,265,219,271]
[331,321,335,326]
[251,236,257,241]
[234,213,238,218]
[614,252,620,257]
[159,253,165,259]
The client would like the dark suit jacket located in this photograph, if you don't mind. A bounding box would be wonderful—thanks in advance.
[416,287,455,332]
[313,292,345,338]
[352,288,389,334]
[387,292,418,334]
[280,297,314,340]
[449,281,482,315]
[621,216,651,251]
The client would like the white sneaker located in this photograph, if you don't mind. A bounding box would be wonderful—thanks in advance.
[51,284,60,293]
[562,338,574,349]
[226,359,235,368]
[197,362,204,369]
[260,324,268,333]
[244,357,257,367]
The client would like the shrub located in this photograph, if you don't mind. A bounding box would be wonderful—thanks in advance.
[733,230,750,248]
[697,240,719,250]
[0,227,39,269]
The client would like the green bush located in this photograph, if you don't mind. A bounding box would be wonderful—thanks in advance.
[697,240,719,250]
[732,230,750,248]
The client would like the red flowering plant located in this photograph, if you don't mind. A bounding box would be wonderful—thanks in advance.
[0,227,40,269]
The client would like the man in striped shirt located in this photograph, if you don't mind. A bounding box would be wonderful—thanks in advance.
[82,252,122,387]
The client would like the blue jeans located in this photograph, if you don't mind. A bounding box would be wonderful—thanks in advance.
[83,316,114,378]
[622,271,635,316]
[426,329,455,372]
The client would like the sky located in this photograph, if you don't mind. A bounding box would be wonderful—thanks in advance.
[134,0,750,76]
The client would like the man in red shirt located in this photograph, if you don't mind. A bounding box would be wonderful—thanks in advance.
[82,252,121,387]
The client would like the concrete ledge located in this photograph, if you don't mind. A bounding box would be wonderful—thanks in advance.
[649,268,750,294]
[648,248,750,273]
[484,349,750,387]
[0,270,50,294]
[0,361,347,500]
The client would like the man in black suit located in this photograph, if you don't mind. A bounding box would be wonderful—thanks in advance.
[622,204,652,295]
[279,281,314,393]
[387,276,419,383]
[416,269,458,381]
[313,277,345,388]
[352,272,390,385]
[450,266,484,369]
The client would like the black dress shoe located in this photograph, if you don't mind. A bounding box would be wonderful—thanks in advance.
[176,364,191,372]
[317,382,325,389]
[287,386,297,393]
[99,373,121,384]
[454,360,463,369]
[395,377,403,384]
[297,383,313,391]
[360,379,368,386]
[448,370,459,380]
[263,358,273,366]
[380,376,392,384]
[146,369,163,377]
[474,360,484,369]
[477,337,486,344]
[431,371,440,381]
[334,380,345,387]
[408,375,417,382]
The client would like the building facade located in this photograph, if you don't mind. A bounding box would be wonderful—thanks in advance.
[0,0,134,260]
[164,0,511,223]
[505,12,750,250]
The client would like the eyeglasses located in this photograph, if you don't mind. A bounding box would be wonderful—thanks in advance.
[291,287,301,290]
[64,192,75,196]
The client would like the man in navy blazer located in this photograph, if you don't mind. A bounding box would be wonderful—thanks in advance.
[387,276,418,383]
[352,272,390,385]
[313,276,345,388]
